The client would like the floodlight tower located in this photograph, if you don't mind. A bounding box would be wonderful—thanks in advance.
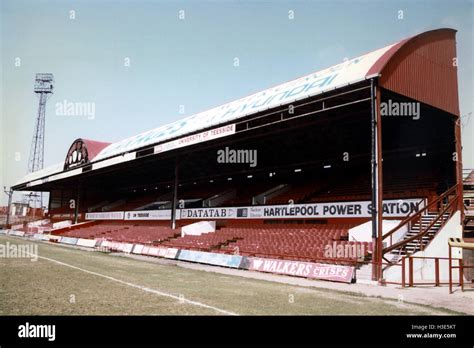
[27,73,54,208]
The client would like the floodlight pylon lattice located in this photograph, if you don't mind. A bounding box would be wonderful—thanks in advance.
[27,73,54,208]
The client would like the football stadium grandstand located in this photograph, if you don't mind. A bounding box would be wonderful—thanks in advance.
[3,28,473,288]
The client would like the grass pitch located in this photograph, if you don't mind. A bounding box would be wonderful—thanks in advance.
[0,235,459,315]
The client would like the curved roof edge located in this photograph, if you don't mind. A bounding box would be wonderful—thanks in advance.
[64,138,112,170]
[369,28,459,116]
[368,28,457,76]
[75,138,111,160]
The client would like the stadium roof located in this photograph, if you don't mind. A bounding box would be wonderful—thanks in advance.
[14,28,459,190]
[92,44,395,162]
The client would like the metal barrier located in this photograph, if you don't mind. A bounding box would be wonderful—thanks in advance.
[381,255,463,289]
[448,238,474,294]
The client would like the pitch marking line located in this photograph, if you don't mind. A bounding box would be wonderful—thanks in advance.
[26,252,238,316]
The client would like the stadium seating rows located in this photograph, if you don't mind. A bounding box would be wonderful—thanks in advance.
[162,224,369,263]
[221,183,276,206]
[55,221,369,263]
[59,222,180,244]
[48,170,440,216]
[266,182,322,205]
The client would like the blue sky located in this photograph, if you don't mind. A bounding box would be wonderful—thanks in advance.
[0,0,473,204]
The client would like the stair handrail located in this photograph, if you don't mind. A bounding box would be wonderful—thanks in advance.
[462,168,473,180]
[381,184,458,246]
[383,194,458,255]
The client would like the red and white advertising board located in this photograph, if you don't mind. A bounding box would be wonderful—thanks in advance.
[85,211,124,220]
[132,244,144,254]
[247,257,355,283]
[154,124,235,155]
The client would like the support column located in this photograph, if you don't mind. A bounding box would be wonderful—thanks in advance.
[376,86,384,282]
[171,159,179,230]
[370,79,384,282]
[454,116,464,220]
[6,188,13,227]
[370,79,378,281]
[47,191,52,217]
[74,183,81,224]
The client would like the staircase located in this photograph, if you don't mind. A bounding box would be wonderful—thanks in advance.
[462,168,474,237]
[385,212,449,263]
[382,185,460,265]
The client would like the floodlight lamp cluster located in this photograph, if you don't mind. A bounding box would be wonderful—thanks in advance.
[34,73,54,93]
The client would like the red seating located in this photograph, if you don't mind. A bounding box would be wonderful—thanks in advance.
[263,170,438,205]
[59,221,179,244]
[56,220,370,265]
[221,183,275,206]
[267,182,322,204]
[163,223,367,263]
